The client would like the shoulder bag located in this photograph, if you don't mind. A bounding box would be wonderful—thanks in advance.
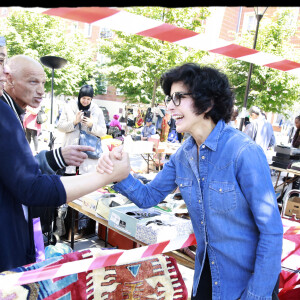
[79,123,103,159]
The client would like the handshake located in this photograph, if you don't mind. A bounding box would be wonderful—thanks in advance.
[96,145,131,183]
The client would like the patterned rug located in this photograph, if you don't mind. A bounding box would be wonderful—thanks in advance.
[0,250,188,299]
[279,218,300,300]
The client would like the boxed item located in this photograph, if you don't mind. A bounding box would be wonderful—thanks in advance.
[81,190,130,216]
[81,191,102,215]
[135,213,193,245]
[285,197,300,219]
[108,204,164,237]
[96,193,131,219]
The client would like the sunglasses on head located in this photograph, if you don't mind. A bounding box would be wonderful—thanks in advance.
[164,92,192,107]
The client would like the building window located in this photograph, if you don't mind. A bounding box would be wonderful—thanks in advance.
[99,28,113,39]
[85,24,92,38]
[116,88,124,96]
[70,22,78,34]
[103,81,108,94]
[242,13,256,32]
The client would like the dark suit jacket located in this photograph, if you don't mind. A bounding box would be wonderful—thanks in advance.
[0,100,66,272]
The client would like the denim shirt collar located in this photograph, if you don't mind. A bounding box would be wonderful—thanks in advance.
[183,119,225,153]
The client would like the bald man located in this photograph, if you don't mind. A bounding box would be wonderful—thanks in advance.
[0,46,130,272]
[1,54,95,174]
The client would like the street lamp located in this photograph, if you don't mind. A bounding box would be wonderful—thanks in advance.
[40,56,67,149]
[239,7,268,131]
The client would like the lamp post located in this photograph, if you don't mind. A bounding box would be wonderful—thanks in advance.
[40,56,67,149]
[239,7,268,131]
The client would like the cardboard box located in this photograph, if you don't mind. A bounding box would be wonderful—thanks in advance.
[81,191,102,215]
[285,197,300,218]
[96,193,131,220]
[80,191,131,217]
[108,204,164,237]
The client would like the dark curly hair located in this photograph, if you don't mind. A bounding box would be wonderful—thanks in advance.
[160,63,234,124]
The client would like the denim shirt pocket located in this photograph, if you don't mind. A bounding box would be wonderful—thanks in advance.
[208,181,236,213]
[175,177,193,206]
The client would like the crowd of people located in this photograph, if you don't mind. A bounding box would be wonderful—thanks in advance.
[1,34,299,299]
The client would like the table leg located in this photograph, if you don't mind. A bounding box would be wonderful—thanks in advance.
[105,226,108,247]
[274,171,281,190]
[71,208,75,250]
[279,172,289,199]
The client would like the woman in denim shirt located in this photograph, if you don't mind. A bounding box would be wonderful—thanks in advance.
[98,63,283,300]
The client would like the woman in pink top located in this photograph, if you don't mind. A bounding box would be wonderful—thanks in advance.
[109,114,122,130]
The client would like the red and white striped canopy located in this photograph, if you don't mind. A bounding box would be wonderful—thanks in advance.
[41,7,300,78]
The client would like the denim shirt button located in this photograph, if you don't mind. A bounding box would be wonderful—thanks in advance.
[211,261,214,264]
[201,221,203,224]
[201,155,205,159]
[202,177,205,181]
[202,145,205,148]
[214,281,218,285]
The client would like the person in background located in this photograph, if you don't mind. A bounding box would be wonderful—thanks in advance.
[0,46,130,272]
[23,105,41,155]
[244,105,275,156]
[292,115,300,148]
[141,117,156,141]
[228,105,239,129]
[108,114,122,138]
[135,108,144,128]
[98,63,283,300]
[244,116,250,127]
[160,111,171,142]
[57,84,107,175]
[57,84,107,238]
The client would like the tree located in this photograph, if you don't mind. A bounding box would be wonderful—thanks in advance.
[220,8,300,115]
[0,10,97,97]
[98,7,210,106]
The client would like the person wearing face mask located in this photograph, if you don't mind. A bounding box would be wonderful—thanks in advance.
[57,84,107,175]
[97,63,283,300]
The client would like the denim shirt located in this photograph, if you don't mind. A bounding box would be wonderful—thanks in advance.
[114,120,283,300]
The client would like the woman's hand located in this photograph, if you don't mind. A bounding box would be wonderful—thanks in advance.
[74,111,83,126]
[97,146,123,174]
[81,116,93,128]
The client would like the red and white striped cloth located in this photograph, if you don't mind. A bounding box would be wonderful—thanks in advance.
[36,6,300,78]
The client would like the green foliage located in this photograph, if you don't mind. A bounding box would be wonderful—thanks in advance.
[221,8,300,115]
[98,6,210,105]
[0,10,97,97]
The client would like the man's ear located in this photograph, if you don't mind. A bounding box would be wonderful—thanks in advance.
[5,72,14,87]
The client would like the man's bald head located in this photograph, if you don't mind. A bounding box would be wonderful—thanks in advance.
[7,55,43,76]
[5,55,46,109]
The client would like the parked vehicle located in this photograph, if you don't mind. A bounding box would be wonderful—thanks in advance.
[99,106,110,124]
[99,106,110,134]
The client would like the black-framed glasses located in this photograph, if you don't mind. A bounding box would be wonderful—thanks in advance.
[164,92,192,107]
